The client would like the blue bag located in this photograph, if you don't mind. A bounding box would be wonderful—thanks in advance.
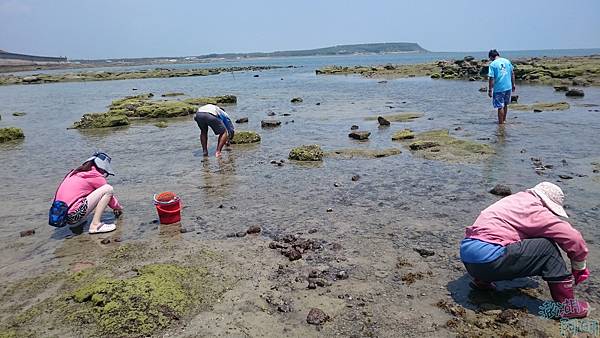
[217,110,235,138]
[48,171,74,228]
[48,200,71,227]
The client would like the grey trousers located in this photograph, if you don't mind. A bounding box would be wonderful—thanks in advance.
[464,238,571,282]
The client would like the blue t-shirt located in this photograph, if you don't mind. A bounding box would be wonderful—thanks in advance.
[460,238,506,264]
[488,57,514,93]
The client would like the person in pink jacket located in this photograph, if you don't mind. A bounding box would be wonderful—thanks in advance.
[460,182,590,319]
[55,152,123,234]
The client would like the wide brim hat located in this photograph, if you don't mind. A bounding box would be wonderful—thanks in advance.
[85,152,114,176]
[529,182,568,218]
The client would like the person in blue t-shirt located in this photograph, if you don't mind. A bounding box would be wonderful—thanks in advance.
[487,49,515,124]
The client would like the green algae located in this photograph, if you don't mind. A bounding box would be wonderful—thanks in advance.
[289,145,324,161]
[327,148,401,159]
[69,264,210,337]
[154,121,168,128]
[391,129,415,140]
[397,129,494,163]
[316,62,439,78]
[365,113,423,122]
[0,127,25,143]
[230,130,261,144]
[0,66,279,86]
[70,113,129,129]
[509,102,570,112]
[183,95,237,106]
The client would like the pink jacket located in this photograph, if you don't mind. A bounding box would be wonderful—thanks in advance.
[465,191,588,262]
[55,167,122,212]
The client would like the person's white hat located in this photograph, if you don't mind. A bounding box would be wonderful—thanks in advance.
[85,152,114,176]
[530,181,568,218]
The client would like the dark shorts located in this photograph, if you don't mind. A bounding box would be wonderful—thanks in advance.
[463,238,571,282]
[67,199,88,225]
[194,112,226,135]
[492,90,511,109]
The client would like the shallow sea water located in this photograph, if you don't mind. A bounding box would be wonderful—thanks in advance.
[1,51,600,290]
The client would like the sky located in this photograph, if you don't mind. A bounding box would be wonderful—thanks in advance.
[1,0,599,59]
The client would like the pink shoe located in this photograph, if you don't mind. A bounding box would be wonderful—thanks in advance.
[548,279,589,319]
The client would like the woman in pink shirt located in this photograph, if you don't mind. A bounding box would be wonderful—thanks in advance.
[55,152,123,234]
[460,182,590,319]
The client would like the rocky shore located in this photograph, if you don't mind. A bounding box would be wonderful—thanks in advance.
[317,55,600,86]
[0,66,281,86]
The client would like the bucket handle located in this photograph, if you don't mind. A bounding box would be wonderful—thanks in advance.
[153,194,180,205]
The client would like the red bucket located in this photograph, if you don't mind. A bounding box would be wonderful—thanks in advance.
[153,192,181,224]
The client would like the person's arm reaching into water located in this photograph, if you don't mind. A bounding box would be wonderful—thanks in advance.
[488,63,495,98]
[511,64,516,92]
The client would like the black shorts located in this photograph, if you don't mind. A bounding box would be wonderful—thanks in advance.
[194,112,226,135]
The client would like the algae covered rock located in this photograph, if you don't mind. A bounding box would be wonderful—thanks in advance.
[289,145,324,161]
[509,102,570,112]
[398,129,494,163]
[328,148,401,159]
[230,131,261,144]
[71,113,130,129]
[70,263,212,337]
[349,131,371,140]
[0,127,25,143]
[183,95,237,106]
[392,129,415,140]
[154,121,168,128]
[366,112,423,122]
[565,89,584,97]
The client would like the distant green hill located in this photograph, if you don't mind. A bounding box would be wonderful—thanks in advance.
[201,43,428,59]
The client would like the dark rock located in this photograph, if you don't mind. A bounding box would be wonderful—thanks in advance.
[246,225,261,234]
[285,248,302,261]
[464,56,475,62]
[113,237,122,242]
[316,102,321,105]
[226,232,237,238]
[308,228,318,234]
[307,308,330,325]
[261,119,282,128]
[235,231,247,238]
[309,270,320,278]
[180,227,190,233]
[235,117,249,123]
[350,125,359,130]
[377,116,391,126]
[282,113,291,116]
[349,131,370,140]
[510,95,519,103]
[291,97,303,103]
[218,204,224,208]
[378,80,388,84]
[267,111,276,116]
[351,175,360,181]
[336,270,349,280]
[454,126,463,131]
[253,74,259,77]
[333,182,341,187]
[489,184,512,196]
[277,303,292,313]
[414,248,435,257]
[409,141,440,150]
[151,219,159,224]
[316,279,331,287]
[100,238,111,245]
[566,89,584,97]
[308,281,317,289]
[19,229,35,237]
[554,85,569,92]
[326,208,333,212]
[559,174,573,180]
[533,109,542,112]
[478,86,488,92]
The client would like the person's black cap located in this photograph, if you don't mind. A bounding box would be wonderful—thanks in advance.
[488,49,500,59]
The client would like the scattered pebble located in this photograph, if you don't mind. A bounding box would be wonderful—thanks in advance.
[559,174,573,180]
[100,238,111,245]
[326,208,333,212]
[351,175,360,181]
[306,308,330,325]
[489,184,512,196]
[235,231,247,238]
[308,228,318,234]
[413,248,435,257]
[336,270,349,280]
[246,225,261,234]
[19,229,35,237]
[180,227,190,233]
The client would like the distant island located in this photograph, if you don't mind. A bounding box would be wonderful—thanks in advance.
[199,42,428,59]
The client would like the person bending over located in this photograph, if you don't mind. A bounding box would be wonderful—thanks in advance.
[194,104,234,158]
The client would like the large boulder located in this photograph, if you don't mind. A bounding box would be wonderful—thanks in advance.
[349,131,371,140]
[289,145,323,161]
[565,89,584,97]
[261,119,281,128]
[0,127,25,143]
[71,113,130,129]
[230,131,261,144]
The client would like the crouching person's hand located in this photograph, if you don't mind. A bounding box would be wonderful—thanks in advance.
[572,260,590,285]
[113,208,123,218]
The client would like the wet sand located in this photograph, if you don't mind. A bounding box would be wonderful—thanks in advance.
[1,55,600,337]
